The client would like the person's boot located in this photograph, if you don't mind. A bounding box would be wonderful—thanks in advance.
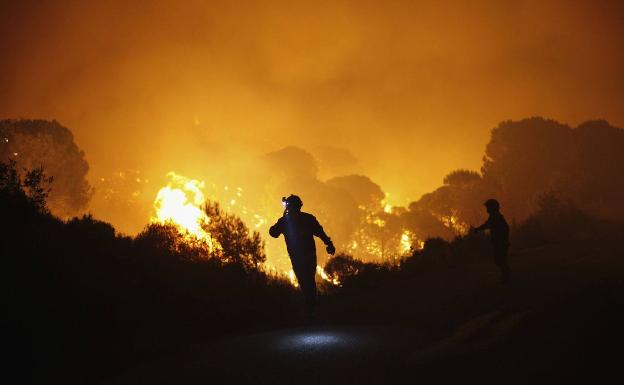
[306,297,318,322]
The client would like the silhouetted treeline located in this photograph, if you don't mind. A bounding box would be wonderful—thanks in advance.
[256,118,624,263]
[409,117,624,231]
[4,117,624,264]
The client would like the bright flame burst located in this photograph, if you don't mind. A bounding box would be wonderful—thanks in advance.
[400,230,412,254]
[151,172,217,250]
[317,265,340,285]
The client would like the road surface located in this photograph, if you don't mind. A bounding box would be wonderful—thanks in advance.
[106,325,421,385]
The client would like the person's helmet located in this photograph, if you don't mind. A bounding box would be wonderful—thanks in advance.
[484,198,500,211]
[282,194,303,210]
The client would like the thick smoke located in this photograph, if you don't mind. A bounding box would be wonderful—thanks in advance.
[1,0,624,211]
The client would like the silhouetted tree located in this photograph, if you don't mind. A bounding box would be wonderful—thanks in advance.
[567,120,624,219]
[313,145,360,179]
[326,174,385,211]
[401,205,456,241]
[514,191,596,247]
[264,146,319,179]
[0,119,92,217]
[204,201,266,270]
[408,169,485,235]
[443,169,481,188]
[481,118,576,220]
[353,210,405,262]
[0,159,52,214]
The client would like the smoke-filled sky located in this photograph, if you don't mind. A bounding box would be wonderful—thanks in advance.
[2,0,623,206]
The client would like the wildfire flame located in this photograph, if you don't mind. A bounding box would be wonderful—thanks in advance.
[317,265,340,285]
[285,267,340,286]
[400,230,412,254]
[440,214,470,235]
[151,172,218,250]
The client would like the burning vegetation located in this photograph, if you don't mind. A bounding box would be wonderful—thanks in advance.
[3,117,624,286]
[149,171,342,286]
[145,163,429,284]
[145,167,431,280]
[97,117,624,285]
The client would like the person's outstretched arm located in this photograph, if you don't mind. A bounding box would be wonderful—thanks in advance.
[269,217,284,238]
[312,217,335,254]
[474,217,492,232]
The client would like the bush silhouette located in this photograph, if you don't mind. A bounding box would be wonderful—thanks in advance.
[324,253,366,282]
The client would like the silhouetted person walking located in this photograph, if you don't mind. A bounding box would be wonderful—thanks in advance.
[473,199,511,284]
[269,195,335,316]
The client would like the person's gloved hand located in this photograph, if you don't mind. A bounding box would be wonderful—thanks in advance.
[326,243,336,255]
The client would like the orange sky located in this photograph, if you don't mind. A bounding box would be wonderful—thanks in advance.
[1,0,623,210]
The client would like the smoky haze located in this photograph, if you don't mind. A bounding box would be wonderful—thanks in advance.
[1,0,624,223]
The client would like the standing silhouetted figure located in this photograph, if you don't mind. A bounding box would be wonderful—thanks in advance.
[473,199,511,284]
[269,194,335,316]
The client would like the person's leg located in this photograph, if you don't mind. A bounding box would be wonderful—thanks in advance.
[291,255,317,312]
[307,263,317,309]
[494,246,511,284]
[302,253,318,312]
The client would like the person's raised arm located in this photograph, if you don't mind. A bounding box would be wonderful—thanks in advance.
[269,217,283,238]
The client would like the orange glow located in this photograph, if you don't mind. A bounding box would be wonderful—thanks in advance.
[3,1,623,270]
[4,1,623,226]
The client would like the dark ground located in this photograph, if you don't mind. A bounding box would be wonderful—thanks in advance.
[103,241,624,385]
